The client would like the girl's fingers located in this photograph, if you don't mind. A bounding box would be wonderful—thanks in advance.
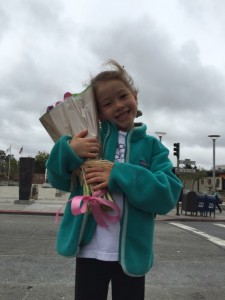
[91,182,107,191]
[85,167,104,173]
[85,172,101,180]
[74,129,88,138]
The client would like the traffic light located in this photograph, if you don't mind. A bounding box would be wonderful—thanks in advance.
[173,143,180,158]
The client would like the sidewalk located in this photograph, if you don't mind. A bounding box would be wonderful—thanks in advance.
[0,185,68,216]
[0,184,225,222]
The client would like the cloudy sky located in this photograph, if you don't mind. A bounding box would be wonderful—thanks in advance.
[1,0,225,170]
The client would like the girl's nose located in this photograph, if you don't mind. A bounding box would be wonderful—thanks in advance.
[114,99,124,110]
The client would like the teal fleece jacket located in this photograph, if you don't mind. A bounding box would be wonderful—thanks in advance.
[46,122,182,276]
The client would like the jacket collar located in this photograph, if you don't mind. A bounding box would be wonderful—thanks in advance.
[100,121,147,142]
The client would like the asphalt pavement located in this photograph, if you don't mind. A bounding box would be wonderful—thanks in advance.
[1,184,225,300]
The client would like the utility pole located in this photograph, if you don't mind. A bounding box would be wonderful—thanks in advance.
[7,146,11,185]
[173,143,180,215]
[208,135,220,194]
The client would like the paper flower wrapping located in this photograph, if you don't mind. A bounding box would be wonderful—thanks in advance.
[39,87,99,142]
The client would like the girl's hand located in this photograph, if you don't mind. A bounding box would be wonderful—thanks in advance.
[84,164,114,191]
[70,129,100,159]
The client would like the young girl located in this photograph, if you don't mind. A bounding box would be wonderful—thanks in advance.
[46,60,182,300]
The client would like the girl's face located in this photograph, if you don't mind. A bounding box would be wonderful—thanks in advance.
[95,80,138,132]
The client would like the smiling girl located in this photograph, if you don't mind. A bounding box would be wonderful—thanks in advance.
[46,59,182,300]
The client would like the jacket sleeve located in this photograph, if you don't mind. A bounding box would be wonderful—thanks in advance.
[46,135,85,192]
[108,139,182,215]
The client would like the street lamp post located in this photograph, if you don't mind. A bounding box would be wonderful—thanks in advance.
[154,131,166,218]
[208,135,221,194]
[155,131,166,142]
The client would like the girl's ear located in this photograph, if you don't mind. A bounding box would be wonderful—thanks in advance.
[98,113,104,121]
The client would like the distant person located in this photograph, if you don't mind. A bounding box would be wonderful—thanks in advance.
[46,59,182,300]
[215,193,222,213]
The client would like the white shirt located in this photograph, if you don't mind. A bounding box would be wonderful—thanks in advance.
[78,131,127,261]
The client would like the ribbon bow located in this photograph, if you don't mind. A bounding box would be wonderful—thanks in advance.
[70,190,120,228]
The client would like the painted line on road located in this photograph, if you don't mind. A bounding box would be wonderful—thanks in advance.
[214,223,225,228]
[170,222,225,247]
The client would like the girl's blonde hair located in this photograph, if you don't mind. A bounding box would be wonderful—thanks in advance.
[90,59,138,95]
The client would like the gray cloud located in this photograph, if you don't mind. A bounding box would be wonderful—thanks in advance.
[0,1,224,169]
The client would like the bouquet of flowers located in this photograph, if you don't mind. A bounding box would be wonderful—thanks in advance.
[39,87,99,142]
[39,87,120,227]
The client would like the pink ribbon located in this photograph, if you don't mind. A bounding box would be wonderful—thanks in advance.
[70,190,120,228]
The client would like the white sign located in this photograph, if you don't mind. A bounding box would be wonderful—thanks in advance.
[179,159,196,165]
[177,168,196,173]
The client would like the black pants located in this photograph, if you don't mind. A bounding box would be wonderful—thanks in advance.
[75,258,145,300]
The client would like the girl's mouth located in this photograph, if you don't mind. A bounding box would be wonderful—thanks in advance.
[116,110,129,120]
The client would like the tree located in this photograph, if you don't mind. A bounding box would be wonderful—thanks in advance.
[8,157,19,180]
[184,163,192,169]
[0,150,19,180]
[34,151,49,174]
[0,150,7,179]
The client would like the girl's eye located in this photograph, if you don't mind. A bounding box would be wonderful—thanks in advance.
[120,94,127,99]
[102,102,111,107]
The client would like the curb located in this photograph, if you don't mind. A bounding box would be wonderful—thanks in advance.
[0,210,63,217]
[156,217,225,222]
[1,209,224,223]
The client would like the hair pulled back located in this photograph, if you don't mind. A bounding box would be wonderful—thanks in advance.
[90,59,138,96]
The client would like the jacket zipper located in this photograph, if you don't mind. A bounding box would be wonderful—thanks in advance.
[119,129,132,272]
[77,213,89,254]
[102,123,111,156]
